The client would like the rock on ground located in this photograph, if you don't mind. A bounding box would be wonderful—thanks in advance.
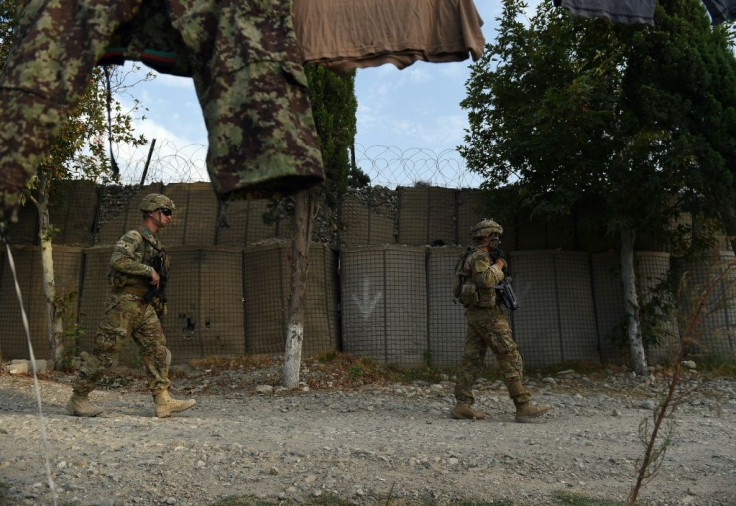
[0,362,734,505]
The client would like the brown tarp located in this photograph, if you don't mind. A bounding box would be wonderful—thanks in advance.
[295,0,485,72]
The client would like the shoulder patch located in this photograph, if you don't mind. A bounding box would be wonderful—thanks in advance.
[473,255,491,273]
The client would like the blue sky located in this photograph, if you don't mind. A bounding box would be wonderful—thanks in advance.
[117,1,541,184]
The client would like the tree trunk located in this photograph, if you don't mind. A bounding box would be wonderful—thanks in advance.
[38,206,64,367]
[283,191,315,388]
[34,174,64,369]
[620,228,648,376]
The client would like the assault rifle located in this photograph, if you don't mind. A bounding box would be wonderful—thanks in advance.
[144,253,168,317]
[490,248,519,311]
[494,278,519,311]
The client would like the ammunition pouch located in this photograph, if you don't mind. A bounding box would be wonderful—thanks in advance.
[149,296,167,318]
[459,282,479,307]
[476,287,496,308]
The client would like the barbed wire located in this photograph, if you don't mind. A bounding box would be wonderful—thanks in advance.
[114,140,482,190]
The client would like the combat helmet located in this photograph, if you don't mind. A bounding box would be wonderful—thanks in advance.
[471,218,503,239]
[139,194,175,213]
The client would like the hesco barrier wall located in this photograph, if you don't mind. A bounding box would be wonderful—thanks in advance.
[96,183,164,246]
[341,245,428,367]
[636,252,681,363]
[161,183,220,246]
[678,251,736,357]
[591,252,626,364]
[215,199,290,246]
[510,251,600,368]
[49,180,99,246]
[398,187,457,246]
[164,247,245,362]
[340,193,395,246]
[77,246,248,366]
[426,246,468,368]
[243,242,339,356]
[1,181,734,369]
[0,246,83,361]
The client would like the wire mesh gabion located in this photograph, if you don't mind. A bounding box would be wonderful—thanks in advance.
[2,143,735,369]
[341,245,428,367]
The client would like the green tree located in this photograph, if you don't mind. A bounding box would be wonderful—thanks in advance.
[1,0,146,366]
[460,0,736,374]
[282,65,358,387]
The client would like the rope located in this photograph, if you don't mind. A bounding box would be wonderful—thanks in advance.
[3,237,57,505]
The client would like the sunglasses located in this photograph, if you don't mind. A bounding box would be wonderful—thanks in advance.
[160,208,173,217]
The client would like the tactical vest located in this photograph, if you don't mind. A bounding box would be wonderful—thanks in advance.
[466,249,496,308]
[109,229,167,295]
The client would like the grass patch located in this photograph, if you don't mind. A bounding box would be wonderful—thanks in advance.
[210,496,513,506]
[553,490,627,506]
[691,353,736,376]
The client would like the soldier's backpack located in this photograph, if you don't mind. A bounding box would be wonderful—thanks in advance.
[452,247,478,306]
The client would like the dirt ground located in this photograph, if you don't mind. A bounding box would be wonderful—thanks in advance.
[0,355,734,506]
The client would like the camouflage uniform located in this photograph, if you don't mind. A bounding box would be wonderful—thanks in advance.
[0,0,324,224]
[72,227,171,395]
[454,246,532,406]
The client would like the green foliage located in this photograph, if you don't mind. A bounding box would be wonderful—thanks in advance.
[348,364,364,381]
[696,353,736,375]
[0,0,15,70]
[638,272,680,349]
[317,349,338,363]
[460,0,736,252]
[304,64,364,199]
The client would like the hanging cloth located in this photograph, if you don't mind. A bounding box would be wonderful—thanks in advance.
[294,0,486,73]
[701,0,736,24]
[553,0,656,25]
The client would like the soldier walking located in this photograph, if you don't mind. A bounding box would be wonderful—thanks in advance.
[452,219,549,422]
[67,194,195,418]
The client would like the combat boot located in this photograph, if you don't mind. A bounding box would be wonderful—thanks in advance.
[153,390,196,418]
[66,392,103,417]
[515,401,550,422]
[451,403,486,420]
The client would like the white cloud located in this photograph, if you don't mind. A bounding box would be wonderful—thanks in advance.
[114,116,208,185]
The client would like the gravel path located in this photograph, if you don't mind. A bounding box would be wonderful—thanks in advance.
[0,361,735,506]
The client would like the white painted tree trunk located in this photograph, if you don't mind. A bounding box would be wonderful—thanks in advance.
[620,228,648,376]
[37,197,64,367]
[283,191,315,388]
[283,322,304,387]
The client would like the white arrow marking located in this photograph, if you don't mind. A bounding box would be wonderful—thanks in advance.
[351,278,383,319]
